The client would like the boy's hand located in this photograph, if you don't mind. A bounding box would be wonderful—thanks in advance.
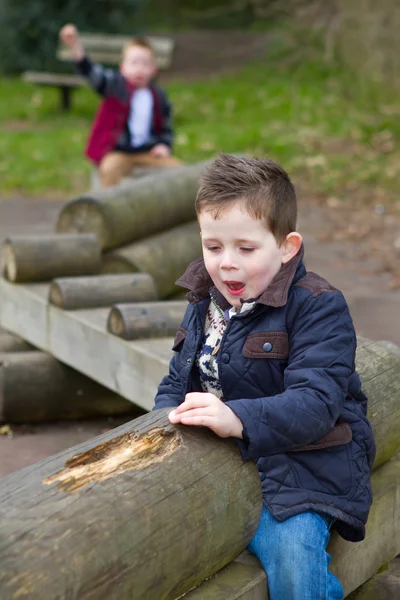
[169,392,243,439]
[59,24,79,46]
[150,144,171,158]
[59,24,84,61]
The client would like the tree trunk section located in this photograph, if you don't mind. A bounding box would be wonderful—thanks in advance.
[49,273,158,310]
[356,337,400,468]
[101,221,201,298]
[0,327,35,352]
[108,301,187,340]
[0,409,262,600]
[2,234,101,283]
[0,352,140,423]
[56,161,210,250]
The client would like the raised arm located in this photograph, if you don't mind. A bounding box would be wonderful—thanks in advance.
[58,24,126,98]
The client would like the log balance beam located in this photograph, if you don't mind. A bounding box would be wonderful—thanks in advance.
[0,337,399,599]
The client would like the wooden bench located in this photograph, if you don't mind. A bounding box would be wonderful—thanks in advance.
[22,33,175,111]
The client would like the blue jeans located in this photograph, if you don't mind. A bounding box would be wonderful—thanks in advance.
[248,506,344,600]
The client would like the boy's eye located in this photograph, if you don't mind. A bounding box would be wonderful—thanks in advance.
[240,247,255,253]
[206,246,220,252]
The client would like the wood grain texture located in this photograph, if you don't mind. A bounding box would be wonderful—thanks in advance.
[49,273,157,310]
[0,409,262,600]
[0,351,140,423]
[101,221,201,298]
[56,161,211,250]
[108,301,187,340]
[2,234,101,282]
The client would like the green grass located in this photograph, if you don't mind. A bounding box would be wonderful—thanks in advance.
[0,55,398,200]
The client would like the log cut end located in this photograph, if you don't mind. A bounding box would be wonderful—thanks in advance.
[107,306,127,338]
[48,281,63,307]
[43,427,180,493]
[2,241,17,282]
[56,199,109,250]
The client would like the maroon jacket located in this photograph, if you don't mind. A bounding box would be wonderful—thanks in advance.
[76,57,173,164]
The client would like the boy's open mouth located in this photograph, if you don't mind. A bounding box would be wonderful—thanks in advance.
[224,281,246,296]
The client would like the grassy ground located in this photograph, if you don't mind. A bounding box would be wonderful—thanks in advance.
[0,53,398,201]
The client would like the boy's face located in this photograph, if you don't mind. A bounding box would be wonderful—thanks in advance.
[199,202,287,308]
[120,46,157,87]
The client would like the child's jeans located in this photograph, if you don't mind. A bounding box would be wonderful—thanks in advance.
[248,506,344,600]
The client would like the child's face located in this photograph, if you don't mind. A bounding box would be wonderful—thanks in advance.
[199,202,286,308]
[120,46,157,87]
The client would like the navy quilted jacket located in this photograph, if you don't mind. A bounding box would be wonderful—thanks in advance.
[154,247,376,542]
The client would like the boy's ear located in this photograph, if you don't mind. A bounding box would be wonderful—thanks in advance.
[281,232,303,264]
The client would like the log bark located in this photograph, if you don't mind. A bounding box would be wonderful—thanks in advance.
[0,409,262,600]
[108,300,187,340]
[101,221,201,298]
[186,459,400,599]
[0,352,140,423]
[356,337,400,468]
[56,161,211,250]
[2,234,101,283]
[0,327,35,352]
[49,273,158,310]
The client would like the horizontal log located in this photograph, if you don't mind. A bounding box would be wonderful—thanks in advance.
[108,300,187,340]
[0,408,262,600]
[0,278,170,411]
[101,221,202,298]
[56,161,211,250]
[356,337,400,468]
[0,327,35,352]
[0,352,141,423]
[2,234,101,282]
[49,273,158,310]
[187,458,400,599]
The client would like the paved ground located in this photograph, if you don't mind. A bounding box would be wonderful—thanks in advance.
[0,196,399,476]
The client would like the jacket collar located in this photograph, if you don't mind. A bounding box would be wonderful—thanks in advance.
[176,245,306,309]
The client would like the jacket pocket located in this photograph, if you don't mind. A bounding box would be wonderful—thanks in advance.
[243,331,289,359]
[172,327,187,352]
[290,422,352,452]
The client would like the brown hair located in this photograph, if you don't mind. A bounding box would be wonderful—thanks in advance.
[196,153,297,245]
[122,37,155,59]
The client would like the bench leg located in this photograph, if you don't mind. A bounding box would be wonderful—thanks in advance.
[60,86,72,111]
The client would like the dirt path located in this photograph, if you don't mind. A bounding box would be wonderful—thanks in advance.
[0,195,399,476]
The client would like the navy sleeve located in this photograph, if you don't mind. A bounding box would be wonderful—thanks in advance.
[153,303,194,410]
[226,291,356,460]
[153,351,185,410]
[76,56,127,98]
[158,89,174,148]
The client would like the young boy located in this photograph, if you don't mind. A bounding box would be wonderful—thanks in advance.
[154,154,376,600]
[59,24,181,187]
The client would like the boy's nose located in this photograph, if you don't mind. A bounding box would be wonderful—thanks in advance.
[220,252,236,269]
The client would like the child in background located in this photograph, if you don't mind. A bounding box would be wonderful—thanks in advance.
[59,24,181,187]
[154,153,376,600]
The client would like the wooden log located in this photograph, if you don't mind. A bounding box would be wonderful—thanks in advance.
[101,221,201,298]
[0,326,35,352]
[49,273,158,310]
[56,161,210,250]
[108,300,187,340]
[0,352,141,423]
[186,458,400,599]
[2,234,101,282]
[0,408,262,600]
[356,337,400,469]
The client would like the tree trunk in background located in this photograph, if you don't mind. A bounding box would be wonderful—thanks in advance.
[56,161,210,250]
[2,234,101,282]
[0,409,262,600]
[0,352,140,423]
[49,273,158,310]
[101,221,201,298]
